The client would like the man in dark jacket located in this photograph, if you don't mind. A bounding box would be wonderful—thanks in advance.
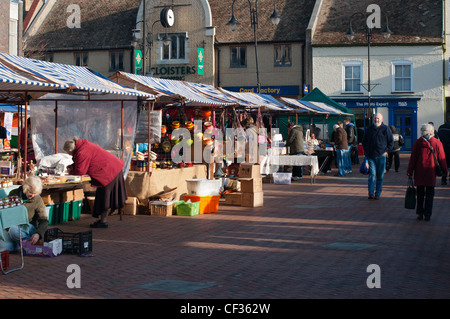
[286,122,304,180]
[333,124,348,176]
[437,115,450,185]
[344,118,357,171]
[362,113,393,200]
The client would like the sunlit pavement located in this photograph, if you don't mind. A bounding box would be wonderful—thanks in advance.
[1,154,449,299]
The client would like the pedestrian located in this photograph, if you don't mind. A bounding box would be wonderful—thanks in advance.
[429,122,439,139]
[437,115,450,185]
[1,176,48,252]
[407,123,448,221]
[343,118,357,172]
[362,113,393,200]
[285,121,304,181]
[333,123,348,177]
[244,117,258,163]
[64,137,127,228]
[386,125,404,173]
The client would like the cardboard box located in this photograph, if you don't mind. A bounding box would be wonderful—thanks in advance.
[22,239,62,257]
[224,192,242,206]
[239,178,262,193]
[241,191,264,207]
[60,190,73,203]
[239,163,260,178]
[86,196,95,213]
[41,191,60,205]
[73,188,85,201]
[123,197,137,215]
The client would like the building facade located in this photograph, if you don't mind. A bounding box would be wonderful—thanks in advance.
[0,0,23,56]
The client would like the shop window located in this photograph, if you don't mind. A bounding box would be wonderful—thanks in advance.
[75,52,88,67]
[230,46,246,68]
[160,33,188,63]
[110,51,124,71]
[274,44,291,66]
[342,61,362,93]
[392,61,413,92]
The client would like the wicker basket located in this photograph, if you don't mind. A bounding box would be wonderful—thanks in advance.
[149,201,173,216]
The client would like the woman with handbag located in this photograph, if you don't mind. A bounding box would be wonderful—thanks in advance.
[407,123,448,221]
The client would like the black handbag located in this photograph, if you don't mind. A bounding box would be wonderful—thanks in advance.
[423,138,443,177]
[404,178,416,210]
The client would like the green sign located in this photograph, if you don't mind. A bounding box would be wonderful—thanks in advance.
[197,48,204,75]
[135,49,143,75]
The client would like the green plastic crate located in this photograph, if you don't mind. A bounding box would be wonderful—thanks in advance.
[45,204,55,225]
[176,201,200,216]
[57,202,71,223]
[69,200,82,221]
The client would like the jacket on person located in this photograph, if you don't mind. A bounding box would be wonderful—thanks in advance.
[334,127,348,150]
[10,187,48,239]
[286,125,304,154]
[391,133,404,152]
[70,139,124,187]
[407,136,448,186]
[438,122,450,152]
[345,123,357,146]
[362,123,394,159]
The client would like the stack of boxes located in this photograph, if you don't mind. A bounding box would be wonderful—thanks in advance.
[42,188,85,224]
[224,163,263,207]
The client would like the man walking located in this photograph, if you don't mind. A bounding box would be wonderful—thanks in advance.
[333,123,348,177]
[362,113,393,200]
[344,118,357,172]
[437,115,450,185]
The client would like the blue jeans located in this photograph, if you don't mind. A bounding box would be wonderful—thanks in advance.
[335,149,346,176]
[345,146,352,172]
[0,224,36,252]
[367,154,386,196]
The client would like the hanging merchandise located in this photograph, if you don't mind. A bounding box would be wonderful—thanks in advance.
[161,125,167,137]
[184,121,194,132]
[171,121,180,130]
[200,106,211,120]
[185,105,196,120]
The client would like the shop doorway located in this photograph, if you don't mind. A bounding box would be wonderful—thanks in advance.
[393,109,416,152]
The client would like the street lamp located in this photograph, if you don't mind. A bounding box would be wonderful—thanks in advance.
[346,12,391,132]
[226,0,281,93]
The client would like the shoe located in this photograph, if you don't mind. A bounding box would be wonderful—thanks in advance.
[442,180,448,185]
[374,195,380,200]
[424,216,431,221]
[334,174,345,177]
[395,170,399,173]
[90,220,108,228]
[416,215,423,220]
[368,195,374,200]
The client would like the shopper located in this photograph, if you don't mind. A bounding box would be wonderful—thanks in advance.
[64,137,127,228]
[437,115,450,185]
[343,118,357,172]
[285,122,304,181]
[362,113,393,200]
[407,123,447,221]
[0,176,48,252]
[386,125,404,172]
[333,123,348,177]
[244,117,258,163]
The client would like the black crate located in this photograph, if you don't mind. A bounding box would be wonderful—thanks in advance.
[44,228,92,255]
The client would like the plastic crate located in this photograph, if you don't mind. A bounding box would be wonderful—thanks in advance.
[69,200,82,221]
[57,202,71,223]
[1,250,9,271]
[45,204,56,225]
[176,201,200,216]
[272,172,292,185]
[182,195,219,214]
[44,228,92,255]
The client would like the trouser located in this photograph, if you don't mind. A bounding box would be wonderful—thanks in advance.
[367,154,386,196]
[336,149,346,176]
[285,152,303,178]
[442,149,450,183]
[416,186,435,218]
[387,151,400,171]
[345,146,352,172]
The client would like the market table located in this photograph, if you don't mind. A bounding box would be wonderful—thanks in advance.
[313,149,334,174]
[0,205,28,274]
[269,154,320,184]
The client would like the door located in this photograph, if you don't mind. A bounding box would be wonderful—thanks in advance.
[393,109,416,152]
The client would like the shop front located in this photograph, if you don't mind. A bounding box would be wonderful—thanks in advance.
[332,97,420,152]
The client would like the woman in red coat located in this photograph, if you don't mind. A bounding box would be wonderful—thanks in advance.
[407,123,448,221]
[64,137,127,228]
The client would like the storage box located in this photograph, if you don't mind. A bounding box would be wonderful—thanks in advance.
[239,163,260,178]
[69,200,82,221]
[186,179,221,196]
[224,192,243,206]
[123,197,137,215]
[44,228,92,255]
[1,250,9,271]
[239,178,262,193]
[41,191,60,205]
[149,200,174,216]
[60,191,73,203]
[57,202,71,223]
[175,201,200,216]
[73,188,85,201]
[241,191,264,207]
[45,204,57,225]
[22,239,62,257]
[183,195,220,214]
[272,172,292,185]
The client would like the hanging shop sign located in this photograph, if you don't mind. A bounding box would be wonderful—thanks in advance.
[222,85,299,96]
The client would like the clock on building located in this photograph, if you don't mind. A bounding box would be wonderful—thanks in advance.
[160,7,174,27]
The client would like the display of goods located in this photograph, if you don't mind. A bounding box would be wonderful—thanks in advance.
[171,121,180,129]
[200,107,211,119]
[161,125,167,136]
[184,121,194,131]
[203,121,213,130]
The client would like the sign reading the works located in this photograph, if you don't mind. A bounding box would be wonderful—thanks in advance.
[150,65,197,80]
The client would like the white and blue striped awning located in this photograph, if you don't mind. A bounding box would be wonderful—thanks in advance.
[0,53,154,100]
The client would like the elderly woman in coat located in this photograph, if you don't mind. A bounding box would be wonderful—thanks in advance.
[64,137,127,228]
[407,123,448,221]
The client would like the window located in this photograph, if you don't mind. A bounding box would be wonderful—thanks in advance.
[110,51,124,71]
[9,18,18,55]
[40,54,54,62]
[392,61,413,92]
[161,34,187,62]
[274,44,291,66]
[342,61,362,93]
[230,46,246,68]
[75,52,88,66]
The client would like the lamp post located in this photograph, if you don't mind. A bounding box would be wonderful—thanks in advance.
[227,0,280,93]
[346,12,391,132]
